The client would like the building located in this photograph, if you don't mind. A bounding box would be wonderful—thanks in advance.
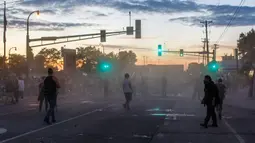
[134,64,184,77]
[219,55,241,72]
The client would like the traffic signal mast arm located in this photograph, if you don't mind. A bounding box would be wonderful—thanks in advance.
[29,30,127,48]
[162,50,214,54]
[29,20,141,48]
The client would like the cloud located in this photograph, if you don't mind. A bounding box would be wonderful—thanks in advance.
[0,18,99,31]
[169,14,255,27]
[3,0,255,27]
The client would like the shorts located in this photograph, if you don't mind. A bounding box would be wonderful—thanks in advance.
[124,93,132,101]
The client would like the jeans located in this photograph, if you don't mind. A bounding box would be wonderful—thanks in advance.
[39,96,48,112]
[204,105,217,125]
[44,96,57,121]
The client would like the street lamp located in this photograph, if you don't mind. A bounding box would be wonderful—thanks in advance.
[9,47,17,58]
[26,10,39,76]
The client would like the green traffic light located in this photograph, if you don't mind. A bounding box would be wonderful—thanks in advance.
[103,64,109,69]
[158,44,162,56]
[98,62,112,73]
[180,49,184,57]
[207,60,219,72]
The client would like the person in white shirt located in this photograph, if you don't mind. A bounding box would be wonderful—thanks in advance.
[123,73,133,110]
[18,77,25,99]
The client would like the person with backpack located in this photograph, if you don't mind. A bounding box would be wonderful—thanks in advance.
[200,75,220,128]
[43,68,60,125]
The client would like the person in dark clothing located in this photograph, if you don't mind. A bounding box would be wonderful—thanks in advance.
[38,76,48,112]
[193,77,204,100]
[104,79,109,97]
[44,68,60,125]
[200,75,220,128]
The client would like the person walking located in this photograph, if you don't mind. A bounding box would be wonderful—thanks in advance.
[18,77,25,99]
[122,73,133,110]
[43,68,60,125]
[216,78,226,120]
[200,75,220,128]
[38,76,48,112]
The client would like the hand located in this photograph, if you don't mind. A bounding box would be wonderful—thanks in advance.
[201,99,205,104]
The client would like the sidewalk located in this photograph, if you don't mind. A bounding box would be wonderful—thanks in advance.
[224,87,255,110]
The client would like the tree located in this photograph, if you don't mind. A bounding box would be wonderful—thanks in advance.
[37,48,61,69]
[118,50,137,70]
[76,46,103,72]
[237,29,255,73]
[0,56,4,69]
[33,55,45,73]
[238,29,255,62]
[8,54,26,74]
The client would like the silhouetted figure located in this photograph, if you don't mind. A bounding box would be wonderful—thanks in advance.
[104,79,109,97]
[200,75,220,128]
[44,68,60,125]
[193,76,203,100]
[122,73,133,110]
[161,76,167,97]
[38,76,48,112]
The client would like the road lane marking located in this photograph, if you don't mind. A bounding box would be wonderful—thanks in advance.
[0,104,114,143]
[0,99,100,117]
[223,119,245,143]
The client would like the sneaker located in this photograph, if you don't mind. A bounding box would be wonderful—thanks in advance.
[200,123,208,128]
[211,124,218,127]
[52,119,56,123]
[44,118,51,125]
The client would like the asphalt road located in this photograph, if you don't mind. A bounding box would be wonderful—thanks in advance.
[0,94,254,143]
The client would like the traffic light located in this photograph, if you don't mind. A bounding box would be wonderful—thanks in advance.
[180,49,184,57]
[98,61,112,73]
[207,60,219,72]
[100,30,106,42]
[158,44,162,56]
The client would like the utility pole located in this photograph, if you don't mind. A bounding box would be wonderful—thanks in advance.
[213,44,219,61]
[3,1,7,70]
[143,56,145,66]
[129,11,131,27]
[201,20,212,64]
[202,39,206,65]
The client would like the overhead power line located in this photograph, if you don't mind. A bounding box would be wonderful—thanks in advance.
[216,0,245,44]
